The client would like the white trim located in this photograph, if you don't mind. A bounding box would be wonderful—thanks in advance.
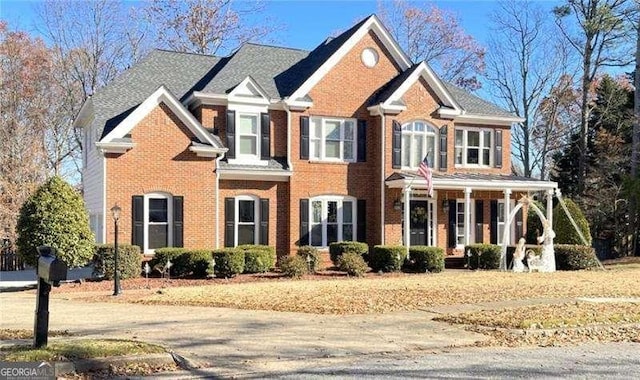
[101,85,219,147]
[385,176,558,192]
[454,127,494,168]
[307,195,357,248]
[403,195,437,247]
[309,116,357,162]
[189,143,227,157]
[95,140,136,154]
[73,98,94,129]
[218,170,292,182]
[143,192,173,254]
[453,114,523,125]
[400,120,438,169]
[289,15,412,102]
[380,112,386,245]
[234,195,260,246]
[228,76,271,106]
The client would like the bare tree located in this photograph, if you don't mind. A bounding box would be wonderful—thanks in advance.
[142,0,279,55]
[378,0,485,90]
[553,0,635,192]
[486,1,572,178]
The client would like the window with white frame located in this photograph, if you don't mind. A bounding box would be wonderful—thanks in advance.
[310,117,356,161]
[309,196,355,247]
[496,200,516,245]
[146,193,172,250]
[401,121,437,168]
[456,201,466,246]
[236,195,259,246]
[455,128,493,166]
[237,113,259,158]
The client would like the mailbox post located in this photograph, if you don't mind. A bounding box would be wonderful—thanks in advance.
[34,246,67,348]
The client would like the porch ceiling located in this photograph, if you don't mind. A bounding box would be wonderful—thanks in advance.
[385,171,557,192]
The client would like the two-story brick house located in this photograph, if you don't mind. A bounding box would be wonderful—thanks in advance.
[77,15,557,258]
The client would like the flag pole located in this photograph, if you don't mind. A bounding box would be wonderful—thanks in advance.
[404,153,433,261]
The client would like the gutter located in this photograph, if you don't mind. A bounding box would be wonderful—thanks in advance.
[215,153,226,249]
[282,102,293,172]
[378,105,386,245]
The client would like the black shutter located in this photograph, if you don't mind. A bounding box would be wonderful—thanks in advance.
[515,207,524,241]
[172,196,183,248]
[299,199,309,246]
[260,198,269,245]
[260,112,270,160]
[495,129,503,168]
[225,198,235,247]
[439,125,448,171]
[300,116,309,160]
[357,119,367,162]
[475,200,483,244]
[132,196,144,248]
[357,199,366,243]
[448,200,457,248]
[226,110,236,159]
[490,200,498,244]
[392,120,401,168]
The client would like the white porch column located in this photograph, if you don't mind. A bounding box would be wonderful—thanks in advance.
[503,188,512,245]
[547,189,555,227]
[404,186,411,252]
[464,187,472,246]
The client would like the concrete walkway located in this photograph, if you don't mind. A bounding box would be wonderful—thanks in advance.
[0,291,488,377]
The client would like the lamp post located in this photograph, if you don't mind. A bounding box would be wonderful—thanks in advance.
[111,204,122,296]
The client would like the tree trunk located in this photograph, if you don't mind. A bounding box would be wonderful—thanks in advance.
[632,21,640,255]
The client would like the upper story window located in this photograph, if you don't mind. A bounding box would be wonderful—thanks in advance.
[455,128,493,167]
[237,113,259,159]
[310,117,356,162]
[401,121,437,168]
[226,109,270,166]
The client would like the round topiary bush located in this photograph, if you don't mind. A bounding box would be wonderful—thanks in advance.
[525,201,546,244]
[280,255,307,278]
[16,176,95,268]
[212,248,244,278]
[554,244,600,270]
[337,251,368,277]
[329,241,368,265]
[238,245,276,273]
[93,244,142,280]
[369,245,407,272]
[466,244,501,270]
[406,246,444,273]
[553,198,592,246]
[296,246,321,273]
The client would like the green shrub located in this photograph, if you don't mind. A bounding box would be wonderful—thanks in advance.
[16,176,95,268]
[329,241,368,265]
[93,244,142,280]
[337,252,368,277]
[212,248,244,278]
[296,246,321,273]
[280,255,307,278]
[238,245,276,273]
[181,249,213,278]
[553,198,592,245]
[369,246,407,272]
[554,244,600,270]
[150,248,186,277]
[525,201,546,244]
[466,244,501,270]
[405,246,445,273]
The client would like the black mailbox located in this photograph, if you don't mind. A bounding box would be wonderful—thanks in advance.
[37,246,67,287]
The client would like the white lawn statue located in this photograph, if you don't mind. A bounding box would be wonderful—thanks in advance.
[537,219,556,272]
[512,237,526,273]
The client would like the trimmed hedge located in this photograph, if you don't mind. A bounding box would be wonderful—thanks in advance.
[405,246,445,273]
[238,245,276,273]
[466,244,501,270]
[212,248,245,278]
[181,249,213,278]
[337,252,368,277]
[93,244,142,280]
[151,248,187,277]
[553,198,592,245]
[329,241,369,265]
[280,255,307,278]
[554,244,600,270]
[369,245,407,272]
[296,246,321,273]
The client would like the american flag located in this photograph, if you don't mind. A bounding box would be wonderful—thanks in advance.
[418,155,433,197]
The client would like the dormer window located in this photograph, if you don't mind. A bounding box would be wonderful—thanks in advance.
[238,113,259,158]
[225,108,270,165]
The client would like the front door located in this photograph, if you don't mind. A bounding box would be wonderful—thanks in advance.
[409,200,429,245]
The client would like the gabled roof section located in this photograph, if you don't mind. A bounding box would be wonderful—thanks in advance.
[226,76,271,105]
[286,14,413,102]
[101,85,224,151]
[443,83,517,119]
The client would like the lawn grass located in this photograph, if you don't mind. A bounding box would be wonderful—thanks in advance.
[0,339,166,362]
[127,266,640,314]
[0,329,71,340]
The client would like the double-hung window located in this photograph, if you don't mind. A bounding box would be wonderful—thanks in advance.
[455,128,493,167]
[237,113,259,159]
[309,196,356,247]
[401,121,437,168]
[310,117,356,162]
[236,196,258,246]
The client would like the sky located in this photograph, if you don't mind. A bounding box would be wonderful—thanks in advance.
[0,0,561,52]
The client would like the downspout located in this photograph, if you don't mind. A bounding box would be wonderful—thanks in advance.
[283,101,293,171]
[379,105,386,245]
[215,153,225,249]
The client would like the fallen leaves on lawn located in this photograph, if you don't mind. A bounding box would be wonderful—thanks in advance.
[0,329,71,340]
[470,325,640,347]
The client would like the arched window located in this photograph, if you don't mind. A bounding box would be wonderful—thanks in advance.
[401,121,437,168]
[308,195,356,247]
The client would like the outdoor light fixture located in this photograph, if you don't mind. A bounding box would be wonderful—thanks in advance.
[393,198,402,211]
[441,194,449,214]
[110,204,122,296]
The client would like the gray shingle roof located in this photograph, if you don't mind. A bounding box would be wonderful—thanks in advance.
[443,83,515,118]
[386,171,549,183]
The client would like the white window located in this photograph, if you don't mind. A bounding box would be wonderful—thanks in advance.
[401,121,436,168]
[144,193,173,253]
[235,195,259,246]
[455,128,493,167]
[310,117,356,162]
[496,200,516,245]
[455,199,475,247]
[309,196,356,247]
[237,113,259,158]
